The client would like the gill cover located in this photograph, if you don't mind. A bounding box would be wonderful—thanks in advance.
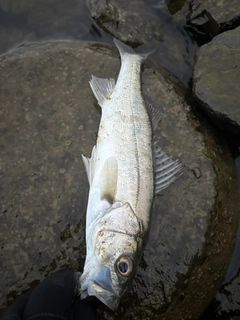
[92,201,143,239]
[80,202,144,310]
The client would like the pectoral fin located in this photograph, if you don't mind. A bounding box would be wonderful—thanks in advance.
[82,145,97,186]
[89,76,115,107]
[99,157,118,204]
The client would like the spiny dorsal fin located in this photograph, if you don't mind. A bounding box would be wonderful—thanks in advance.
[99,157,118,205]
[153,138,183,195]
[82,145,97,187]
[89,76,115,107]
[145,100,163,132]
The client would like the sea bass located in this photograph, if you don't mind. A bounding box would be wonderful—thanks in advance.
[80,39,182,310]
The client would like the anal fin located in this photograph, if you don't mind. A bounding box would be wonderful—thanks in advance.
[82,145,97,187]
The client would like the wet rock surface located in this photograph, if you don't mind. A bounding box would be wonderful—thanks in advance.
[184,0,240,36]
[201,269,240,319]
[0,26,30,54]
[193,26,240,134]
[27,0,89,39]
[86,0,162,45]
[0,0,112,55]
[0,0,33,14]
[86,0,202,85]
[0,40,239,320]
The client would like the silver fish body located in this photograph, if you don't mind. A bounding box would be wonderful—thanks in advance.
[80,39,182,310]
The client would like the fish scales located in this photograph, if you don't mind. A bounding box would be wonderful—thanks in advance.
[97,55,153,226]
[80,38,182,311]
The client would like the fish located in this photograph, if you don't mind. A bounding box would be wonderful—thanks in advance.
[80,38,182,311]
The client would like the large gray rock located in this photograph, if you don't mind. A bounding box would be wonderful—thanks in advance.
[0,40,239,320]
[86,0,200,85]
[184,0,240,36]
[193,26,240,134]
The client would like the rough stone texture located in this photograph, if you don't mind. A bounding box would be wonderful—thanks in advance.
[200,200,240,319]
[202,270,240,319]
[215,269,240,317]
[193,26,240,134]
[184,0,240,36]
[86,0,200,85]
[165,0,185,15]
[0,40,239,320]
[86,0,162,45]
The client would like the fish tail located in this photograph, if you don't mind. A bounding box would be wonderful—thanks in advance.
[114,38,153,62]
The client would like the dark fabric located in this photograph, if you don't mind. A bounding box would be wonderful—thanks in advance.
[0,269,100,320]
[72,296,101,320]
[0,291,32,320]
[23,269,78,320]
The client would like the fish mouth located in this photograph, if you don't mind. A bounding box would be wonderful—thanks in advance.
[86,266,120,311]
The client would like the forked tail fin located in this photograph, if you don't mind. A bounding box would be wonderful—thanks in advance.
[114,38,154,62]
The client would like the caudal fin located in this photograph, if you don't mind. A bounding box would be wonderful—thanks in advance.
[114,38,154,62]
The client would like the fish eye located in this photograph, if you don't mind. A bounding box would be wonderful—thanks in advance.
[115,256,133,277]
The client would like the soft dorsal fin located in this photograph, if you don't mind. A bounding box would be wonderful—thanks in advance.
[145,100,163,132]
[153,138,183,195]
[89,76,115,107]
[99,157,118,205]
[82,145,97,187]
[145,101,182,192]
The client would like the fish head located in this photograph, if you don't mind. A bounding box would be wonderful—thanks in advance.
[80,201,144,311]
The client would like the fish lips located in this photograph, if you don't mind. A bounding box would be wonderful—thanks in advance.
[82,266,120,311]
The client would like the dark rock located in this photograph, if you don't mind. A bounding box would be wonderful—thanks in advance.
[201,270,240,319]
[0,0,33,14]
[27,0,89,39]
[86,0,160,45]
[0,0,112,54]
[0,40,239,320]
[0,26,30,54]
[166,0,185,15]
[184,0,240,36]
[193,26,240,134]
[86,0,201,85]
[200,193,240,320]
